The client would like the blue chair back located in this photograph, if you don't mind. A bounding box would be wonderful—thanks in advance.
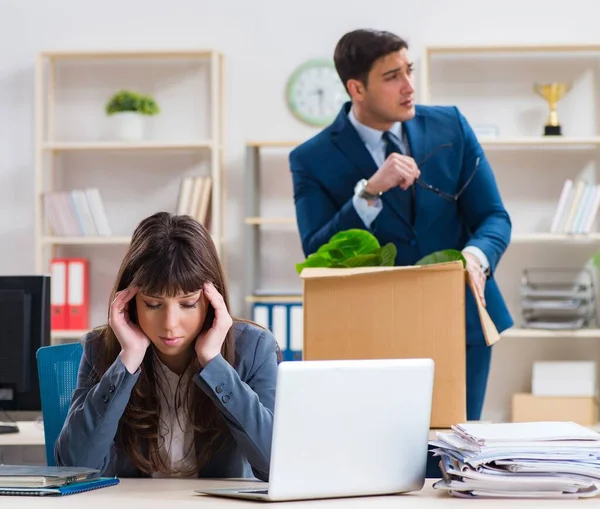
[36,342,83,466]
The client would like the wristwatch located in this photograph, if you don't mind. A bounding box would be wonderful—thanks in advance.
[354,179,382,201]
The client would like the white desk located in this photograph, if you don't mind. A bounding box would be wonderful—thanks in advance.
[4,478,600,508]
[0,421,45,465]
[0,421,45,446]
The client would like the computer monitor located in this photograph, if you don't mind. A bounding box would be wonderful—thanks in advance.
[0,275,50,412]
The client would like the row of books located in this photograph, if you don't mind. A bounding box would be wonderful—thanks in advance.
[550,179,600,234]
[176,176,212,226]
[44,189,112,237]
[50,258,89,331]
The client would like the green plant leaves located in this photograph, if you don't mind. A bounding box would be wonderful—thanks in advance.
[415,249,466,267]
[105,90,160,116]
[296,229,467,274]
[296,229,397,273]
[380,243,397,266]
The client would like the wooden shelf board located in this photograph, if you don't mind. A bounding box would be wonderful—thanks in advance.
[244,217,296,225]
[245,294,303,304]
[51,329,89,340]
[42,236,131,245]
[480,137,600,147]
[511,233,600,243]
[41,49,217,60]
[502,328,600,339]
[246,141,301,148]
[427,44,600,55]
[43,141,215,151]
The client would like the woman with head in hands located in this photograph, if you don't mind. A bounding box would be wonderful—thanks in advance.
[55,212,279,481]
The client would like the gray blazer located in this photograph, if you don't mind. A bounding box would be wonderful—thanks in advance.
[55,321,279,481]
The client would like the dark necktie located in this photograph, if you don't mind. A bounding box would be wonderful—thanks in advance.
[382,131,414,225]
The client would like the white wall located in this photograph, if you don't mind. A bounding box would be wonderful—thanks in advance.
[3,0,600,421]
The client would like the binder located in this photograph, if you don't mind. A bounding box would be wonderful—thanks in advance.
[252,301,303,361]
[0,477,119,496]
[49,258,68,330]
[67,258,89,330]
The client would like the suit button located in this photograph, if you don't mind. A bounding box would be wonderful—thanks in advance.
[102,395,109,403]
[222,394,231,404]
[109,384,115,393]
[215,385,223,394]
[410,240,416,246]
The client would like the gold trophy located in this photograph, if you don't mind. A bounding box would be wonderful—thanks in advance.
[533,82,572,136]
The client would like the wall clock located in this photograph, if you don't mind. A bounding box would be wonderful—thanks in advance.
[285,59,349,127]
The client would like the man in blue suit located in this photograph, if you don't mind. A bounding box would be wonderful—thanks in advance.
[289,29,513,421]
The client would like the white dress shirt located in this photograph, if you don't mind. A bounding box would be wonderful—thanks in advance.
[151,356,197,478]
[347,107,489,271]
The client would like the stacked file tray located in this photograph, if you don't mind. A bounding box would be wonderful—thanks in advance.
[519,268,596,330]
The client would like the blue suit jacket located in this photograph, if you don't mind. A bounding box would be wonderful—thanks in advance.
[55,321,279,481]
[289,102,514,345]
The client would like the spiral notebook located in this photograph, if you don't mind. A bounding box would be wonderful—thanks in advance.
[0,477,119,496]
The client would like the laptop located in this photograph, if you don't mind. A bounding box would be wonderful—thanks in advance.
[197,357,434,502]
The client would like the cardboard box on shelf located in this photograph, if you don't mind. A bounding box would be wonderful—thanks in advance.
[300,261,500,428]
[512,393,599,426]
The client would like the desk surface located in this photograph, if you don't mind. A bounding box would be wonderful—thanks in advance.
[0,421,44,446]
[3,478,599,508]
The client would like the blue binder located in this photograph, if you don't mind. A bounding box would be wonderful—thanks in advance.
[252,301,303,361]
[0,477,120,496]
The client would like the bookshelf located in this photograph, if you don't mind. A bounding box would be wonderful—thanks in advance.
[242,139,600,325]
[420,41,600,314]
[243,141,302,318]
[35,49,225,343]
[422,43,600,422]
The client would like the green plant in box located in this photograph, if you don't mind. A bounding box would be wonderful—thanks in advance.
[295,229,396,273]
[295,229,466,273]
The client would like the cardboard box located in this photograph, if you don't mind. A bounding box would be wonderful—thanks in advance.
[300,261,499,428]
[512,393,598,426]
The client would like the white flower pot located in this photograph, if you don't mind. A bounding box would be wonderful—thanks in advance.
[114,112,145,141]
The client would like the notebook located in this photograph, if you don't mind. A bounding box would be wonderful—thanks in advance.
[0,477,119,496]
[0,465,99,488]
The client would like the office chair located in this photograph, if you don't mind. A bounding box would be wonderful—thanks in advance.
[36,342,83,466]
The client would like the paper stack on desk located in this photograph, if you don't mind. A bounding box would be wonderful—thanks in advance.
[430,421,600,499]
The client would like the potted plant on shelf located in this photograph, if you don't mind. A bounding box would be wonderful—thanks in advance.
[105,89,159,141]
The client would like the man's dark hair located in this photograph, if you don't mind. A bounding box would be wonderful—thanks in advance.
[334,29,408,92]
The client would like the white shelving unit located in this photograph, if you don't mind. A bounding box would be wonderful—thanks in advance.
[35,49,225,343]
[421,43,600,422]
[243,141,303,317]
[420,42,600,329]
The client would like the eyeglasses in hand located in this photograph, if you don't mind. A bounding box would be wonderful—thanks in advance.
[414,143,480,202]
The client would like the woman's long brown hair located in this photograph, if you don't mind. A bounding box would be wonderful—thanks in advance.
[90,212,235,476]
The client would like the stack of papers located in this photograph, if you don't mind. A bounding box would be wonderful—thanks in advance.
[430,421,600,499]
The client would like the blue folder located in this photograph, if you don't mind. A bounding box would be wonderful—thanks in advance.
[0,477,119,496]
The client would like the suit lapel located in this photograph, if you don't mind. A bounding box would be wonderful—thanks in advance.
[331,105,378,181]
[404,112,431,228]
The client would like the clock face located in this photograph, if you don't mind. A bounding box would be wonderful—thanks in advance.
[286,59,349,127]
